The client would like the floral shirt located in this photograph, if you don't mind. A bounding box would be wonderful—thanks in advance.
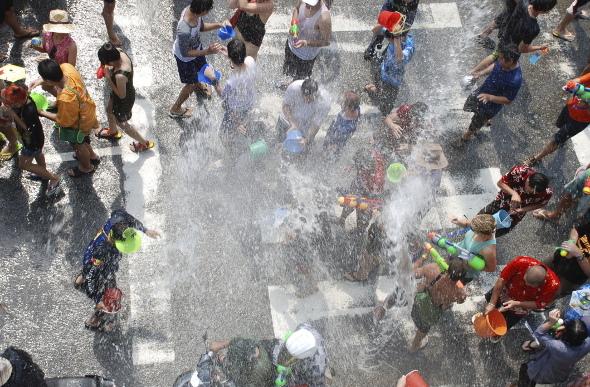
[494,165,552,222]
[44,32,74,65]
[499,256,560,315]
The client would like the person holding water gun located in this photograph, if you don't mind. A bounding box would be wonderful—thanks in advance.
[445,214,497,284]
[525,71,590,167]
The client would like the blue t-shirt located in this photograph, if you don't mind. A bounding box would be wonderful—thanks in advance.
[476,60,522,115]
[323,107,361,148]
[381,34,415,87]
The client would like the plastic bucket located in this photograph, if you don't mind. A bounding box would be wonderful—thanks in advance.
[249,139,269,160]
[29,93,48,111]
[492,209,512,229]
[378,11,403,31]
[198,64,220,86]
[405,370,428,387]
[283,130,303,153]
[473,310,507,338]
[387,163,406,183]
[218,25,235,40]
[102,287,122,314]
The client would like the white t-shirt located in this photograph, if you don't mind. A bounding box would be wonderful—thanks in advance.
[280,80,331,137]
[221,56,256,113]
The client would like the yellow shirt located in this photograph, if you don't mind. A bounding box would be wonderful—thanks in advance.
[56,63,98,135]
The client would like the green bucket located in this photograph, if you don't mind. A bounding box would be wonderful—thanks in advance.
[29,93,48,111]
[249,139,269,160]
[387,163,407,183]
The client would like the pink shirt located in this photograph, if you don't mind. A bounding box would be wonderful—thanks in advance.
[43,32,74,65]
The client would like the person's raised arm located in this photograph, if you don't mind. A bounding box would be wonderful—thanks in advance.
[479,244,497,272]
[237,0,274,14]
[67,41,77,67]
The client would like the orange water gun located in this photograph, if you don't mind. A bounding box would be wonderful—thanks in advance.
[337,196,381,211]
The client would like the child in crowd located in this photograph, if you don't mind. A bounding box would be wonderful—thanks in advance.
[0,79,22,161]
[366,15,415,116]
[29,10,77,98]
[96,43,154,152]
[1,85,62,195]
[373,102,429,159]
[322,91,361,159]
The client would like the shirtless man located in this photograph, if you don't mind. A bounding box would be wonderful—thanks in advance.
[409,255,468,352]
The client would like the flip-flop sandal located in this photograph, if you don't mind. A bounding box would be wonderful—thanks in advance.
[532,209,557,223]
[68,166,95,178]
[72,153,101,165]
[168,108,192,119]
[575,166,587,178]
[552,32,575,42]
[25,172,48,180]
[524,156,538,167]
[95,127,122,139]
[409,336,429,352]
[129,141,154,152]
[45,176,63,196]
[0,143,23,161]
[13,29,40,39]
[577,10,589,19]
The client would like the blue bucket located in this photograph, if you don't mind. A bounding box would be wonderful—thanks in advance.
[218,25,235,40]
[197,64,220,86]
[283,130,303,153]
[492,210,511,229]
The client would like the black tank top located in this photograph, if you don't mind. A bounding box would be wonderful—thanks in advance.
[236,11,266,47]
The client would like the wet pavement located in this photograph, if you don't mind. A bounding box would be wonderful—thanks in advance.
[1,0,590,385]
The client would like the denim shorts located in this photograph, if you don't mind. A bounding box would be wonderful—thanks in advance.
[175,55,207,85]
[20,147,42,158]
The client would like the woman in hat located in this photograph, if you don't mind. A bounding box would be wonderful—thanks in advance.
[29,9,77,97]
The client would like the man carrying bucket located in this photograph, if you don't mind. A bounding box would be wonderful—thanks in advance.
[477,165,552,237]
[75,209,160,331]
[481,256,560,343]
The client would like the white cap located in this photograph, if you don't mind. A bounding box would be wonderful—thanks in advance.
[286,329,317,359]
[302,0,320,6]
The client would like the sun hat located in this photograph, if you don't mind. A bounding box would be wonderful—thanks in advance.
[302,0,320,5]
[412,142,449,170]
[43,10,77,33]
[0,358,12,386]
[114,227,142,254]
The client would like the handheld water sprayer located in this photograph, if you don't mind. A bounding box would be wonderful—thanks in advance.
[275,365,291,386]
[96,65,105,79]
[555,239,576,257]
[429,232,486,271]
[337,196,382,211]
[564,81,590,102]
[583,170,590,195]
[290,19,299,41]
[425,243,449,272]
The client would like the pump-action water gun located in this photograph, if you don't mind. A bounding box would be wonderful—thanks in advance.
[429,232,486,271]
[425,243,449,272]
[290,19,299,40]
[564,81,590,102]
[96,65,105,79]
[337,196,382,211]
[275,365,291,386]
[583,170,590,195]
[555,239,576,257]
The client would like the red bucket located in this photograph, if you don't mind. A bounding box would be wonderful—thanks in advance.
[406,370,428,387]
[378,11,403,32]
[102,287,122,313]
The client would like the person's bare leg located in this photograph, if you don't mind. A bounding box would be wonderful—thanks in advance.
[170,83,198,115]
[102,1,122,46]
[0,124,19,159]
[554,12,576,38]
[542,193,575,221]
[84,142,98,159]
[408,330,428,352]
[104,98,120,136]
[118,120,149,146]
[69,143,94,175]
[19,154,60,186]
[357,252,379,281]
[532,140,560,163]
[4,7,39,37]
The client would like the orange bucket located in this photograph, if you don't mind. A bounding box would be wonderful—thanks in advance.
[378,11,403,32]
[406,370,428,387]
[473,310,507,337]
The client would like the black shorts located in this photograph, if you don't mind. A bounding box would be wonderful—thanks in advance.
[68,135,91,146]
[282,40,315,80]
[553,104,590,146]
[411,298,433,333]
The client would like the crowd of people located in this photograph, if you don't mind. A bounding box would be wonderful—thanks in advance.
[3,0,590,385]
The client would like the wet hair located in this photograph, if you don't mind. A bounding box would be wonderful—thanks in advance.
[470,214,496,236]
[3,85,28,105]
[527,172,549,193]
[531,0,557,12]
[498,42,520,62]
[190,0,214,14]
[562,319,589,347]
[98,42,121,65]
[227,39,246,66]
[412,102,429,120]
[353,148,376,173]
[342,91,360,110]
[38,59,64,82]
[524,265,547,287]
[301,78,318,96]
[448,258,468,282]
[110,222,132,241]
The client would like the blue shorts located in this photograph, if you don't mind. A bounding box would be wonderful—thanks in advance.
[553,104,590,146]
[175,55,207,85]
[20,147,42,158]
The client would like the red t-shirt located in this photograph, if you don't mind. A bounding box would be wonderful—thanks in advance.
[567,72,590,123]
[359,151,385,194]
[499,256,560,315]
[494,165,552,222]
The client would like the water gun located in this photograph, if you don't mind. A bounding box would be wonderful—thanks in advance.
[555,239,575,256]
[564,81,590,102]
[584,170,590,195]
[96,65,105,79]
[337,196,382,211]
[275,365,291,386]
[290,19,299,41]
[429,232,486,271]
[425,243,449,272]
[529,48,548,64]
[548,318,564,338]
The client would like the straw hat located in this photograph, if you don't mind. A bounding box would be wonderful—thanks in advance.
[0,358,12,385]
[412,142,448,170]
[43,10,77,33]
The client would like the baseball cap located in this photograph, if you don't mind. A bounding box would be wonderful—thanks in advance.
[302,0,320,5]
